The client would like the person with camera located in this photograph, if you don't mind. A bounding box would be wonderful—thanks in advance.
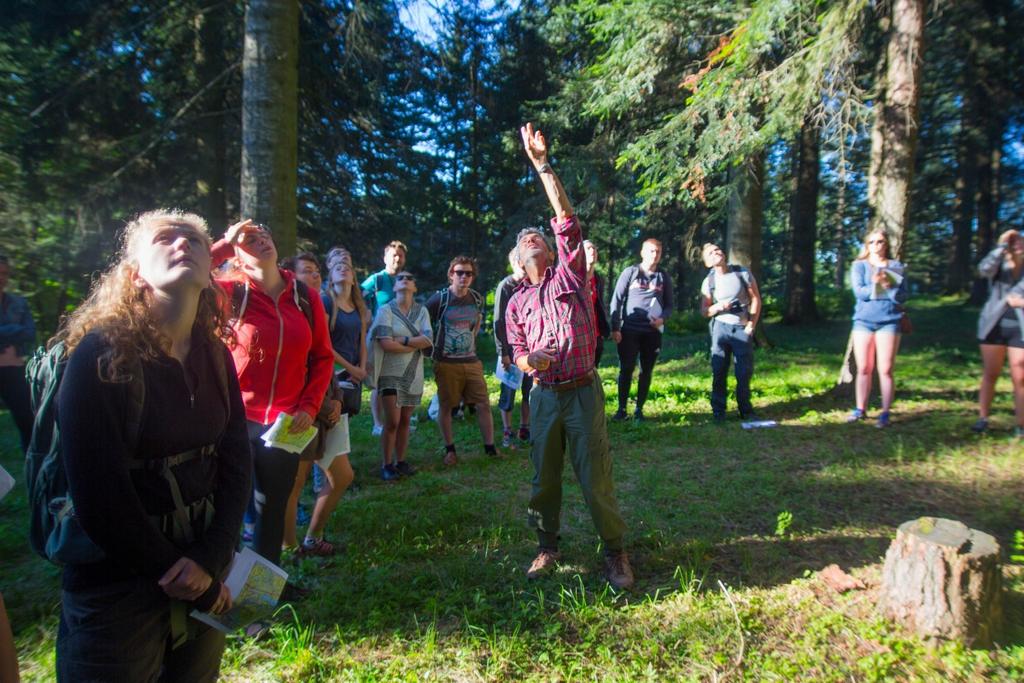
[700,243,762,422]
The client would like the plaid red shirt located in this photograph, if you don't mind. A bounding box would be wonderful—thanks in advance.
[506,216,597,383]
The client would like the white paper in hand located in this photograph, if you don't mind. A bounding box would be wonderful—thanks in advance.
[648,299,665,333]
[260,413,318,454]
[495,358,524,390]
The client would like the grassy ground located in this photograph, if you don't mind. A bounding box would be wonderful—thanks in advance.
[2,296,1022,681]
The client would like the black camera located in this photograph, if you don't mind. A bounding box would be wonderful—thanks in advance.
[727,299,744,314]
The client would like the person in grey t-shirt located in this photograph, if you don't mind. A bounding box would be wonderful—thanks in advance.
[699,242,762,421]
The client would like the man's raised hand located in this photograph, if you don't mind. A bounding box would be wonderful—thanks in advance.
[520,123,548,167]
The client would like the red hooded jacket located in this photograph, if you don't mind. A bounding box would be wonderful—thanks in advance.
[212,241,333,425]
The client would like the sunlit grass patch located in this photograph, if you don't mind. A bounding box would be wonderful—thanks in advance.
[3,297,1022,680]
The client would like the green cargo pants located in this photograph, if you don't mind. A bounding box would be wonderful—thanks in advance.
[526,376,627,552]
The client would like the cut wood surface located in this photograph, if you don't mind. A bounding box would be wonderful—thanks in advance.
[878,517,1003,648]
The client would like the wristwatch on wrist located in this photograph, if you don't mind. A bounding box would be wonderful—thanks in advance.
[403,336,409,346]
[537,162,552,174]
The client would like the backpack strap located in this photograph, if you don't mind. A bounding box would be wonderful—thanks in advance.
[124,355,146,456]
[731,265,751,300]
[616,266,639,326]
[292,280,315,331]
[431,288,451,349]
[128,444,216,546]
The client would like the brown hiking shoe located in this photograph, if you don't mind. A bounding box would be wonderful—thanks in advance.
[604,551,635,589]
[526,549,561,579]
[443,450,458,467]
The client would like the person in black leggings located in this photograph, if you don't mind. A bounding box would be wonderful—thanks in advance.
[610,238,673,421]
[210,220,334,571]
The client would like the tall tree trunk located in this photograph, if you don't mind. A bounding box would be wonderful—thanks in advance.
[241,0,299,256]
[728,151,770,346]
[727,152,764,279]
[783,117,820,324]
[193,4,228,231]
[946,1,986,294]
[967,0,1008,304]
[867,0,926,259]
[946,90,979,294]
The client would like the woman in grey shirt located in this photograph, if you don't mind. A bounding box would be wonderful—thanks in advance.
[973,229,1024,438]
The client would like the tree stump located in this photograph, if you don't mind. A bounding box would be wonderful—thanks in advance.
[878,517,1002,647]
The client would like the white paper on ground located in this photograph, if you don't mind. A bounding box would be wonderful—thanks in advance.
[495,358,524,390]
[260,412,318,454]
[0,464,14,502]
[741,419,778,430]
[190,547,288,633]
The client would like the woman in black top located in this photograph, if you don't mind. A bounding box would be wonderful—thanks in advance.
[55,210,250,682]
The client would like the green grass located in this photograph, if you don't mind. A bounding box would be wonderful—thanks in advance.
[2,296,1022,681]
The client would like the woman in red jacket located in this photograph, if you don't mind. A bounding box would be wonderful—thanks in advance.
[211,219,334,568]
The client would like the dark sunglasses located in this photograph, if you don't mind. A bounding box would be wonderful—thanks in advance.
[452,270,474,277]
[396,274,416,281]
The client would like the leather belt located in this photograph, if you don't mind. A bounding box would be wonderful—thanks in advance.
[537,372,594,393]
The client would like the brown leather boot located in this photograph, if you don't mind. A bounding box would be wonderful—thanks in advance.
[604,550,635,589]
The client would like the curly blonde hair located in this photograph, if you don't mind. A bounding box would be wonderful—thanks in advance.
[54,209,233,382]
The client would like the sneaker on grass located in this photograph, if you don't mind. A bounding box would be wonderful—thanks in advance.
[372,424,383,437]
[971,418,988,434]
[297,537,337,557]
[394,460,417,477]
[380,463,400,481]
[502,429,515,449]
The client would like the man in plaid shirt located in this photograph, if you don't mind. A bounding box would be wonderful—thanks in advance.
[505,123,633,589]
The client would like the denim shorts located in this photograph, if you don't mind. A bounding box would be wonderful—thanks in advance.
[852,319,900,335]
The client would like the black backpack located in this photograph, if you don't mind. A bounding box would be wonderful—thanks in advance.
[25,339,229,565]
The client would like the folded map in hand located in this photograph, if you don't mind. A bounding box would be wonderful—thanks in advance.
[190,547,288,633]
